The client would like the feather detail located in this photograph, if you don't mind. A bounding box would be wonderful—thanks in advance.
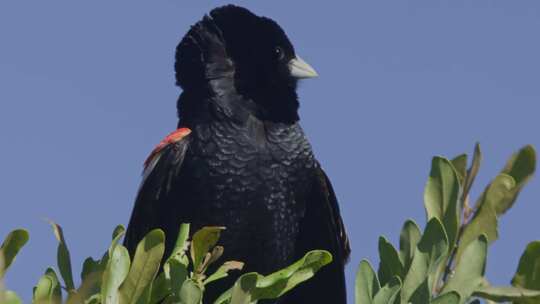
[143,128,191,171]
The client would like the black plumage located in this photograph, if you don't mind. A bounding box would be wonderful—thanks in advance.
[124,5,350,303]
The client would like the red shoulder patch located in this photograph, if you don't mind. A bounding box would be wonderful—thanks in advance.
[144,128,191,169]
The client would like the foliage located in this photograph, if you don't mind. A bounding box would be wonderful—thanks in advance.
[1,144,539,304]
[356,144,540,304]
[0,224,331,304]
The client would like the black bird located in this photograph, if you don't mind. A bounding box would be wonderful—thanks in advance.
[124,5,350,303]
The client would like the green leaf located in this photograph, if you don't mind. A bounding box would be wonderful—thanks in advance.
[424,156,461,250]
[76,257,105,304]
[49,221,75,290]
[463,143,482,199]
[441,235,488,303]
[167,258,188,296]
[79,257,102,293]
[45,268,63,304]
[459,146,536,256]
[177,279,202,304]
[98,251,110,272]
[163,223,190,274]
[502,144,536,183]
[431,291,460,304]
[458,146,536,254]
[190,226,225,272]
[499,145,536,214]
[112,225,126,240]
[456,174,515,264]
[102,245,130,304]
[173,223,190,255]
[119,229,165,304]
[0,290,23,304]
[230,273,258,304]
[408,279,430,303]
[373,276,401,304]
[511,241,540,304]
[451,154,468,185]
[251,250,332,300]
[377,236,404,286]
[109,225,126,257]
[355,260,380,304]
[205,261,245,285]
[33,268,62,304]
[473,285,540,302]
[398,219,422,275]
[206,246,225,269]
[155,225,193,304]
[84,294,101,304]
[100,226,126,304]
[135,284,152,304]
[149,273,169,304]
[0,229,29,277]
[159,260,188,303]
[160,296,177,304]
[214,288,233,304]
[81,257,101,281]
[513,241,540,288]
[34,275,53,303]
[401,218,448,303]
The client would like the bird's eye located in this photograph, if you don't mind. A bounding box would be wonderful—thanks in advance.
[274,46,285,61]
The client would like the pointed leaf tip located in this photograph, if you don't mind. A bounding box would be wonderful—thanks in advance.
[424,156,461,250]
[355,260,380,304]
[190,226,225,271]
[377,236,404,286]
[119,229,165,304]
[48,221,75,291]
[0,229,29,277]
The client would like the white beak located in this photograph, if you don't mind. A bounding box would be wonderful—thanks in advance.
[288,56,318,79]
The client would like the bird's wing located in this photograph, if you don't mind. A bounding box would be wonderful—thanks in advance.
[123,128,192,255]
[318,168,351,263]
[282,166,350,304]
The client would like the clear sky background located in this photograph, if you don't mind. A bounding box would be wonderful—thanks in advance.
[1,1,539,302]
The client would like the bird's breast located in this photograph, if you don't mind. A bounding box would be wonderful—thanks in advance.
[187,121,316,202]
[181,121,317,269]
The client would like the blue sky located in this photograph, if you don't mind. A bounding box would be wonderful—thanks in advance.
[1,1,539,302]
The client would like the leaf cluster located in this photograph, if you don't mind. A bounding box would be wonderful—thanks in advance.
[356,144,539,304]
[0,224,331,304]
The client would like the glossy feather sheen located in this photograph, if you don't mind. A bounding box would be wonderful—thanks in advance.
[124,5,349,303]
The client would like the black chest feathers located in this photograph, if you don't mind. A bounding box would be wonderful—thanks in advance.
[184,119,317,211]
[178,119,317,270]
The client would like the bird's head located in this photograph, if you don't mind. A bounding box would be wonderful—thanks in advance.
[175,5,317,122]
